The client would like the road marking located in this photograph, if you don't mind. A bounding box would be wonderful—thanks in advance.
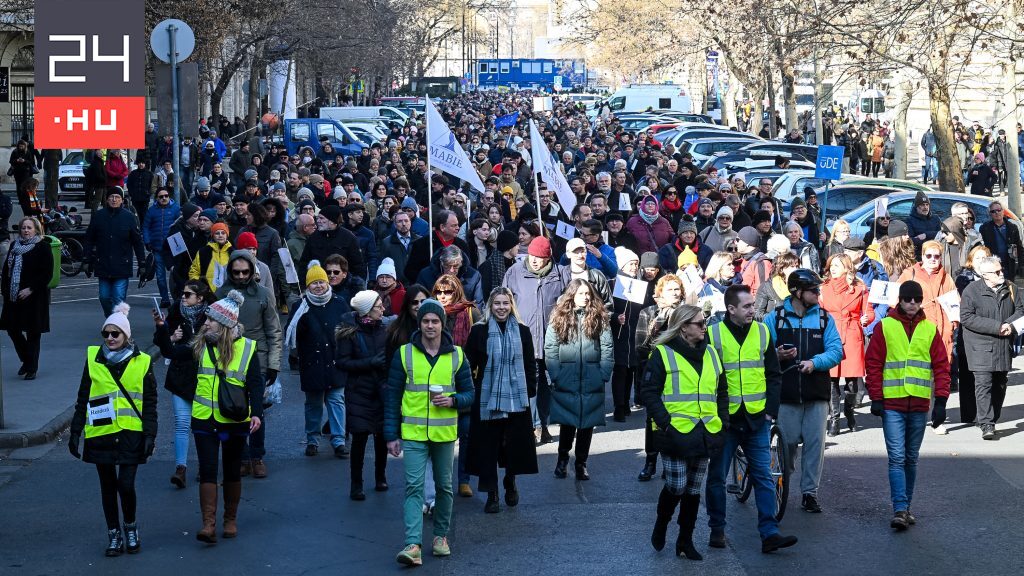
[53,292,159,305]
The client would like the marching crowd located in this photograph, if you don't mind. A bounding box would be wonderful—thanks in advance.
[14,91,1019,566]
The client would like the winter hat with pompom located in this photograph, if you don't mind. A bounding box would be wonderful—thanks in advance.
[306,260,329,287]
[102,302,133,339]
[207,290,245,328]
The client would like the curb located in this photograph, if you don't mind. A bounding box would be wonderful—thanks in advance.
[0,345,164,450]
[0,405,75,449]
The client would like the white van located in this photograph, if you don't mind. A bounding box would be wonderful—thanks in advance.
[601,84,693,115]
[320,106,409,124]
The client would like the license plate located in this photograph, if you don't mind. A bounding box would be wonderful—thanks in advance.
[62,182,84,189]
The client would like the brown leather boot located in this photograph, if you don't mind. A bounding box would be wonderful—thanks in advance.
[196,483,218,544]
[222,482,241,538]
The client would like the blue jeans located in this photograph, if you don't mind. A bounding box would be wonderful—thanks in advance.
[882,410,927,513]
[304,387,346,448]
[172,394,193,467]
[97,277,129,317]
[153,250,170,304]
[457,412,471,484]
[706,423,779,539]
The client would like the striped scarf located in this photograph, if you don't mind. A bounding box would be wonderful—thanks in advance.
[481,318,528,420]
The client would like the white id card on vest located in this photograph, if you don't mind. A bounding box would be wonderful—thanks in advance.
[213,263,226,289]
[88,398,114,425]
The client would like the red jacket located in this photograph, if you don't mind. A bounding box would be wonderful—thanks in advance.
[864,305,950,412]
[105,153,130,187]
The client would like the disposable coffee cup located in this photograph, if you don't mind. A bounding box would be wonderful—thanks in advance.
[429,385,444,399]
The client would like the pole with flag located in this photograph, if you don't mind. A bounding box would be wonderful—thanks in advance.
[529,119,576,220]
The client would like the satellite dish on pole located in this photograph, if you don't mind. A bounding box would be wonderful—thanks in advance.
[150,19,195,63]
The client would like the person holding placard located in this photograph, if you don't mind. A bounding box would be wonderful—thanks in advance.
[897,241,958,366]
[959,256,1024,440]
[611,247,644,422]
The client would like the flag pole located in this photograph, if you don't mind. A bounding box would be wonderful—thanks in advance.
[531,119,544,234]
[425,91,434,256]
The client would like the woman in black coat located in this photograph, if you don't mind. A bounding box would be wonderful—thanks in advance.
[465,287,538,513]
[610,249,643,422]
[0,216,53,379]
[69,304,158,556]
[153,279,212,488]
[335,291,390,501]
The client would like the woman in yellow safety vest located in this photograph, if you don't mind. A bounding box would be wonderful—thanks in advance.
[69,303,158,557]
[174,289,263,545]
[639,304,729,561]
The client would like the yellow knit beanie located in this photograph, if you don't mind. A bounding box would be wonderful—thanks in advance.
[306,260,329,287]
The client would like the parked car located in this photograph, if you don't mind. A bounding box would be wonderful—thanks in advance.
[740,142,819,163]
[770,170,868,205]
[702,149,806,173]
[663,127,759,150]
[838,190,1023,240]
[679,137,763,166]
[58,150,88,202]
[284,118,366,157]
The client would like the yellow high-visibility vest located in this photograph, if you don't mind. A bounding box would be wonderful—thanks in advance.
[84,347,150,439]
[192,338,256,423]
[881,317,936,399]
[655,345,723,434]
[708,322,768,415]
[399,343,464,443]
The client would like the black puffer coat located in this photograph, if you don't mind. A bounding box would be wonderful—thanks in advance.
[335,311,389,434]
[153,303,206,401]
[293,296,348,393]
[70,347,159,465]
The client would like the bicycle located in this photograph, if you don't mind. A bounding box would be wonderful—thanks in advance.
[729,421,790,521]
[43,206,86,277]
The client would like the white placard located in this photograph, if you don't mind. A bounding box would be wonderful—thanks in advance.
[873,197,888,219]
[868,280,899,306]
[166,232,188,256]
[213,263,226,289]
[153,297,164,320]
[936,289,961,323]
[680,265,705,295]
[602,231,608,245]
[533,96,553,112]
[613,275,649,304]
[1012,315,1024,334]
[278,247,299,285]
[555,220,576,240]
[618,192,632,212]
[87,398,114,425]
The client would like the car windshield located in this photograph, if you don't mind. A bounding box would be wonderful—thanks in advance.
[62,152,87,166]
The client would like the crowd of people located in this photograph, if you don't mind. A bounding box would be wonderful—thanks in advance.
[26,90,1022,564]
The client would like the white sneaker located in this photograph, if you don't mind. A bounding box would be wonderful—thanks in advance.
[932,423,947,435]
[422,499,435,515]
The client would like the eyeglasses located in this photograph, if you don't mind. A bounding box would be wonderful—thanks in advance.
[982,269,1004,276]
[924,254,942,260]
[435,289,455,296]
[718,216,732,220]
[877,216,891,220]
[990,209,1002,214]
[101,330,122,339]
[412,297,427,304]
[231,268,252,276]
[326,269,343,276]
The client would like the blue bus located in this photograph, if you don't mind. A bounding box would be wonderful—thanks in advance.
[474,58,587,92]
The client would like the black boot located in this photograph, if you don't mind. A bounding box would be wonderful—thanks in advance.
[105,528,124,557]
[503,475,519,507]
[554,457,569,479]
[827,418,840,437]
[844,404,857,432]
[484,491,500,513]
[123,522,140,554]
[638,455,658,482]
[574,461,590,481]
[676,494,703,560]
[651,487,679,551]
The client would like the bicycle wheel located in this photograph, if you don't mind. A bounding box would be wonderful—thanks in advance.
[770,424,790,521]
[60,237,84,277]
[732,446,753,503]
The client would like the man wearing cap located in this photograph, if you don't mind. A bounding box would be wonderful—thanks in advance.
[384,299,474,566]
[735,226,773,296]
[218,250,283,479]
[83,187,147,317]
[299,205,368,280]
[751,211,775,254]
[192,177,215,209]
[906,191,942,257]
[560,219,617,280]
[502,237,571,444]
[605,212,639,253]
[344,203,380,282]
[143,187,182,308]
[658,215,713,272]
[959,255,1024,440]
[234,231,274,293]
[865,280,951,529]
[694,198,717,232]
[700,205,739,253]
[164,204,208,300]
[403,210,472,285]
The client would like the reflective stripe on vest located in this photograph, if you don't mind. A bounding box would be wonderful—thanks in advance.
[84,347,151,439]
[400,343,463,442]
[656,345,722,434]
[192,338,256,423]
[708,321,768,414]
[880,317,936,399]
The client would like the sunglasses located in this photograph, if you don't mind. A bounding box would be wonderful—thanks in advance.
[900,296,922,304]
[924,254,942,260]
[326,269,344,276]
[435,289,455,296]
[182,291,196,298]
[990,209,1002,213]
[101,330,122,339]
[231,269,252,276]
[412,298,427,304]
[685,320,706,327]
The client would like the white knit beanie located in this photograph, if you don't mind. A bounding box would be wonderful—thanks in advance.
[614,246,639,269]
[102,302,132,339]
[350,290,380,316]
[376,257,397,280]
[717,205,734,219]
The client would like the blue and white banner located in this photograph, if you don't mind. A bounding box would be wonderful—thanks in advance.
[426,98,485,193]
[529,120,576,214]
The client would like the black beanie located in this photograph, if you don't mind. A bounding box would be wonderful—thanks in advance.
[496,230,519,252]
[181,203,200,220]
[899,280,924,302]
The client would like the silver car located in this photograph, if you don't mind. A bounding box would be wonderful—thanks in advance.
[839,191,1024,239]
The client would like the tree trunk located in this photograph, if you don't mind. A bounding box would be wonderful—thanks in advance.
[246,44,264,127]
[722,80,738,129]
[893,79,914,180]
[928,80,963,192]
[1000,59,1021,213]
[766,68,777,139]
[781,66,797,133]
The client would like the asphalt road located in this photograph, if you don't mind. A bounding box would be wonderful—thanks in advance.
[2,334,1023,576]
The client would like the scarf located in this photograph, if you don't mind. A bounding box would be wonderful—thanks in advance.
[179,300,207,332]
[435,231,455,248]
[640,204,659,225]
[285,290,333,349]
[660,196,682,214]
[526,256,553,277]
[102,343,134,365]
[7,235,41,297]
[480,318,529,420]
[445,301,475,346]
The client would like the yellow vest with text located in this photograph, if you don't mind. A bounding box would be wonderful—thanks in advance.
[399,343,464,443]
[880,317,936,399]
[655,345,723,434]
[192,338,256,423]
[84,347,150,439]
[708,321,768,415]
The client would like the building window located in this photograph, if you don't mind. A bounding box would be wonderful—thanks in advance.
[489,63,498,73]
[10,84,33,145]
[479,62,488,73]
[512,60,520,68]
[500,61,510,73]
[543,62,553,74]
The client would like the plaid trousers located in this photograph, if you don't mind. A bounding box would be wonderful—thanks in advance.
[662,454,709,496]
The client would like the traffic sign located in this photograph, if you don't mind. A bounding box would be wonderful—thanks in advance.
[150,19,195,64]
[815,145,845,180]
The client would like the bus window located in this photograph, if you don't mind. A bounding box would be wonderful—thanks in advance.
[608,96,625,111]
[860,98,874,114]
[872,97,886,114]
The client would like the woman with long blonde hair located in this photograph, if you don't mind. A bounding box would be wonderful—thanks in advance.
[544,279,614,481]
[879,235,916,279]
[820,254,873,435]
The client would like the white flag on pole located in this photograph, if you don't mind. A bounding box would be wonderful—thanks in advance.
[426,98,486,193]
[529,120,576,215]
